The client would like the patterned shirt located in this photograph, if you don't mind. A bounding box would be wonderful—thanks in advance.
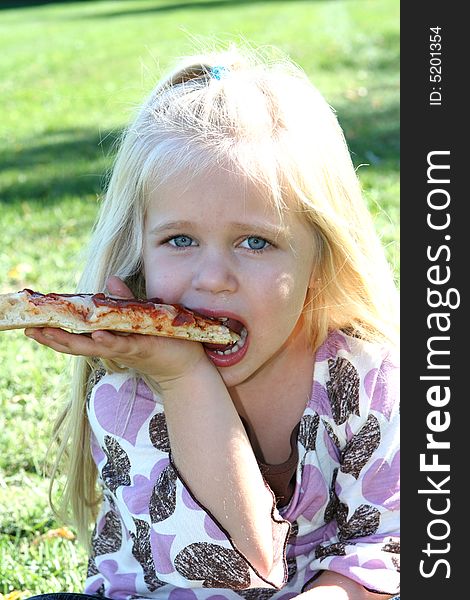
[84,330,400,599]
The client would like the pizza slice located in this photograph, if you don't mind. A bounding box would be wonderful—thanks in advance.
[0,289,240,345]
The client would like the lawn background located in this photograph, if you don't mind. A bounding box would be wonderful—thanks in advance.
[0,0,399,595]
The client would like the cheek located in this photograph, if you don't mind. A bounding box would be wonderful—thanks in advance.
[251,270,310,336]
[251,271,309,346]
[272,272,310,308]
[276,273,295,300]
[144,261,186,301]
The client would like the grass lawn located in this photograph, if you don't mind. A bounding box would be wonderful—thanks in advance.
[0,0,399,595]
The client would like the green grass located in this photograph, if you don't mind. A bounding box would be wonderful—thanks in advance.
[0,0,399,594]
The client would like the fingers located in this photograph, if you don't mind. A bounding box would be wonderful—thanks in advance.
[24,326,209,384]
[25,327,99,356]
[106,275,135,299]
[24,327,134,358]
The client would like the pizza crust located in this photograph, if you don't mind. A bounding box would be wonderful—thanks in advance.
[0,289,239,345]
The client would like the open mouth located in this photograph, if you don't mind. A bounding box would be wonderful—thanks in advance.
[203,317,249,364]
[205,319,248,355]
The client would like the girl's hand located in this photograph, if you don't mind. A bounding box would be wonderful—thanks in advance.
[24,276,211,387]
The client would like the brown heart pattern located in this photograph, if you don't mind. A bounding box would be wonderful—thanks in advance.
[298,414,320,452]
[87,555,99,578]
[92,509,123,557]
[315,541,349,560]
[86,365,107,408]
[149,412,171,452]
[341,414,381,479]
[130,518,167,591]
[149,463,177,523]
[101,435,131,493]
[323,420,341,450]
[326,357,360,425]
[324,468,340,524]
[382,539,400,554]
[174,542,251,589]
[336,502,380,541]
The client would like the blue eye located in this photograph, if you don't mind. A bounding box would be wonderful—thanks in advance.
[242,236,270,251]
[169,235,194,248]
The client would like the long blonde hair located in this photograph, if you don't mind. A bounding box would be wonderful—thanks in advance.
[50,44,399,542]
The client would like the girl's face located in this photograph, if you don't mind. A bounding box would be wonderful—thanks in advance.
[143,169,316,388]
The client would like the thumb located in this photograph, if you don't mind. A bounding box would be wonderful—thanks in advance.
[106,275,135,299]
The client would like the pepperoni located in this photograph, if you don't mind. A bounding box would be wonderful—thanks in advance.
[91,295,164,310]
[171,311,196,327]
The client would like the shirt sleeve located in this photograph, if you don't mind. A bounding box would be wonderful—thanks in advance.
[85,371,291,595]
[306,349,400,595]
[162,456,291,590]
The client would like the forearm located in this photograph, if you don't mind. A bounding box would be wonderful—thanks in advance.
[161,363,275,577]
[296,571,396,600]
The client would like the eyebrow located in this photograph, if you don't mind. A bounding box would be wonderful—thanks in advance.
[148,220,289,239]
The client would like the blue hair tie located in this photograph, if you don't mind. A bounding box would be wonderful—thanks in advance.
[210,66,229,80]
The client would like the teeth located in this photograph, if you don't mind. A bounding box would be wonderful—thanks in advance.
[215,327,248,356]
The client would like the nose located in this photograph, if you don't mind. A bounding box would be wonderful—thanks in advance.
[192,251,238,295]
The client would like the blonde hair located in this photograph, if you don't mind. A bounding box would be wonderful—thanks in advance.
[50,44,399,542]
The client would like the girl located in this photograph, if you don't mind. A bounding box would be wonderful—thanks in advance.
[26,45,399,600]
